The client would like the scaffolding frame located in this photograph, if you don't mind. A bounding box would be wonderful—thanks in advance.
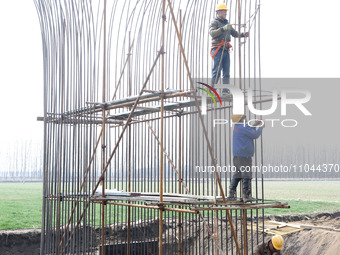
[34,0,288,254]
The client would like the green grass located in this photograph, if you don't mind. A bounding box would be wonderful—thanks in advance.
[0,181,339,230]
[0,182,43,230]
[260,180,340,215]
[263,200,340,215]
[262,181,340,203]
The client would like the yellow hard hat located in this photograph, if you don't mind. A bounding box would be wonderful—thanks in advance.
[216,3,228,11]
[232,114,245,123]
[272,235,284,250]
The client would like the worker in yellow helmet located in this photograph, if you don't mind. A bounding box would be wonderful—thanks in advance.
[209,3,249,93]
[255,235,284,255]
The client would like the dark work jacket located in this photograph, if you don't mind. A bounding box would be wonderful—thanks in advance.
[209,17,244,45]
[233,123,263,158]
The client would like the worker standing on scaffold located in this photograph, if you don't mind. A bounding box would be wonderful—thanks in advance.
[209,3,248,94]
[228,114,264,202]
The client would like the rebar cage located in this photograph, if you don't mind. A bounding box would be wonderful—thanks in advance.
[34,0,287,254]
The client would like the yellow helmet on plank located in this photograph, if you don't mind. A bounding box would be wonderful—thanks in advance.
[272,235,284,250]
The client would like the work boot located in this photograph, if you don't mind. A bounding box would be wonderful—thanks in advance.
[222,88,230,96]
[243,190,256,202]
[227,189,236,200]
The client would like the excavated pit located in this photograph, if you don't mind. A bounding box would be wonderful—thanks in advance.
[1,211,339,255]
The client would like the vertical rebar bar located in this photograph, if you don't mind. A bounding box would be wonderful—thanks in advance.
[127,31,132,255]
[178,9,183,255]
[56,19,66,255]
[159,0,166,253]
[101,2,107,255]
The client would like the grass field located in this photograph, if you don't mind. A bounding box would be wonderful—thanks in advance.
[0,182,42,230]
[0,181,339,230]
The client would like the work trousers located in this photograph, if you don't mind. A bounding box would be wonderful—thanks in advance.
[211,47,230,86]
[230,156,252,192]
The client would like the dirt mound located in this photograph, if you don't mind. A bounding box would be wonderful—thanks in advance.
[283,229,340,255]
[271,211,340,255]
[262,210,340,223]
[0,228,41,255]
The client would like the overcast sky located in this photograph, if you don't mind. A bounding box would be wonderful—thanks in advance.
[0,0,339,148]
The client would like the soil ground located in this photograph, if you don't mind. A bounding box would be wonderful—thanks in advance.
[1,211,339,255]
[273,211,340,255]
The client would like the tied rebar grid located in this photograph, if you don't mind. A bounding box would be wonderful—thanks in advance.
[34,0,287,254]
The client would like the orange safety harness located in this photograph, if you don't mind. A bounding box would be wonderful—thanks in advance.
[210,40,233,59]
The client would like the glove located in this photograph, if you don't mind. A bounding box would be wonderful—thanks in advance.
[244,32,249,37]
[222,24,229,30]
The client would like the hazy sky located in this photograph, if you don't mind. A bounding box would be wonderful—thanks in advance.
[0,0,339,148]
